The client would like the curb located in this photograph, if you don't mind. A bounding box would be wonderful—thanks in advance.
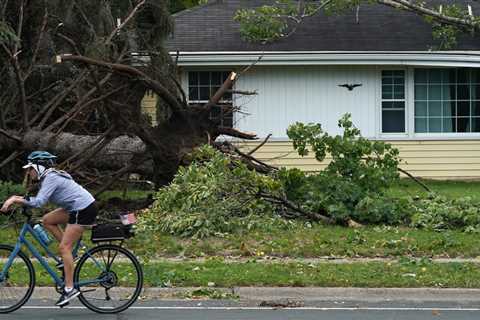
[29,287,480,302]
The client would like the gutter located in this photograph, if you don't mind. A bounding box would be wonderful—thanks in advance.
[162,51,480,67]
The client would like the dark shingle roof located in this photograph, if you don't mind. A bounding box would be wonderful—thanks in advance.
[167,0,480,52]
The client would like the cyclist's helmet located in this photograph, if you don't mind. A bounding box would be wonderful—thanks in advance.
[26,151,57,168]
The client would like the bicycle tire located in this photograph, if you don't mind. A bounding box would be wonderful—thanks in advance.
[0,244,35,313]
[74,244,143,314]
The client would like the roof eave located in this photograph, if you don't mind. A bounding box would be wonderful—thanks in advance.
[165,51,480,67]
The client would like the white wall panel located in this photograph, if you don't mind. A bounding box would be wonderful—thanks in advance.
[234,66,378,138]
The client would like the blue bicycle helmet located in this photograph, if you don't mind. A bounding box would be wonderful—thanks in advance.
[26,151,58,168]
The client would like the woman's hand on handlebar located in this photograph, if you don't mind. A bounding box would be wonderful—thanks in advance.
[1,196,26,213]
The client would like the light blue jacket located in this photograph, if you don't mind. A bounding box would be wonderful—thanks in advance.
[25,171,95,213]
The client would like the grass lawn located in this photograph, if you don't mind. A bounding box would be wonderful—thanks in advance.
[16,259,480,288]
[140,259,480,288]
[2,223,480,261]
[388,178,480,200]
[125,223,480,259]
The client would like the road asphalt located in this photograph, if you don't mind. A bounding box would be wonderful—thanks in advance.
[2,287,480,319]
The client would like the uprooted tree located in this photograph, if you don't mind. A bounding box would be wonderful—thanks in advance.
[0,0,260,188]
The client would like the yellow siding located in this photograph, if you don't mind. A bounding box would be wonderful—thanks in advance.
[141,91,157,126]
[237,140,480,180]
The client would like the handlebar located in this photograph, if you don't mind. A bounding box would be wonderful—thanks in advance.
[3,206,32,222]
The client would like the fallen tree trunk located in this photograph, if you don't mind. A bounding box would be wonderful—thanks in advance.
[1,129,151,172]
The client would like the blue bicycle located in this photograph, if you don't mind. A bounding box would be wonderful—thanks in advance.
[0,207,143,313]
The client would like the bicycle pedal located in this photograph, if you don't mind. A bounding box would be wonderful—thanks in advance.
[59,301,70,308]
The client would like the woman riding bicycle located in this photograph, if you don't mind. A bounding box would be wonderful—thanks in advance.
[0,151,98,307]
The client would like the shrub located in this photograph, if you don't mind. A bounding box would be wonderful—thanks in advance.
[0,181,25,203]
[285,114,401,222]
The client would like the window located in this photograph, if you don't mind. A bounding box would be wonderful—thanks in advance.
[414,68,480,133]
[188,71,233,128]
[381,70,406,133]
[188,71,232,102]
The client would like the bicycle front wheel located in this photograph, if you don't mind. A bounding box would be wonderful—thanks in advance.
[74,244,143,314]
[0,244,35,313]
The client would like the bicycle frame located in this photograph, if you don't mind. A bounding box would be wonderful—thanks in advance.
[1,222,107,288]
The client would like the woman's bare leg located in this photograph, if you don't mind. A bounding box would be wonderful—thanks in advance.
[59,224,84,289]
[42,208,69,242]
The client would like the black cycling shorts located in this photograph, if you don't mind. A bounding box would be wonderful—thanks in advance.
[69,202,98,225]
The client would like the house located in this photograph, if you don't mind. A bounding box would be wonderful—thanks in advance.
[143,0,480,179]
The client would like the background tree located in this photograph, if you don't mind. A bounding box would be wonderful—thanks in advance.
[0,0,255,190]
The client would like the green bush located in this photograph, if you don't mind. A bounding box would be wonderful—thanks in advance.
[139,145,287,238]
[285,114,401,223]
[0,181,25,203]
[0,181,25,225]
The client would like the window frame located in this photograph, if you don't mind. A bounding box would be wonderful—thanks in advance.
[379,67,480,140]
[187,70,233,104]
[185,69,235,129]
[412,67,480,138]
[378,67,409,138]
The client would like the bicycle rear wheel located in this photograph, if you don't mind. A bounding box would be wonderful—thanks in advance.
[0,244,35,313]
[74,244,143,314]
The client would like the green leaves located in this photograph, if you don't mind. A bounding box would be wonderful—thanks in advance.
[285,113,401,223]
[234,0,338,42]
[234,6,289,42]
[410,195,480,232]
[0,181,25,203]
[234,1,475,49]
[138,145,285,238]
[287,122,326,160]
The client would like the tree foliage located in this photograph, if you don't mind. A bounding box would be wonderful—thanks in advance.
[410,195,480,232]
[139,145,287,238]
[285,114,401,222]
[170,0,208,13]
[234,0,480,49]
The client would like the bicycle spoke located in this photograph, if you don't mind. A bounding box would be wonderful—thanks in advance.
[100,251,108,270]
[107,249,119,270]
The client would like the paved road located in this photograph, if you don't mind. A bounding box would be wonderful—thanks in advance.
[3,287,480,319]
[5,306,480,319]
[4,308,480,320]
[3,299,480,319]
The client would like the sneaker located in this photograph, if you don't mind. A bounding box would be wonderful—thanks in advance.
[55,288,80,306]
